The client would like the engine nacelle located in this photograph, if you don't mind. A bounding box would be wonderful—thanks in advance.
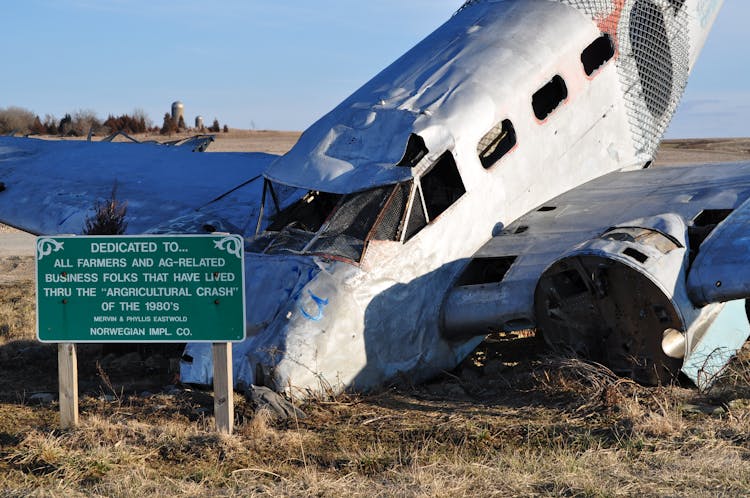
[443,213,750,388]
[535,213,749,386]
[535,215,690,383]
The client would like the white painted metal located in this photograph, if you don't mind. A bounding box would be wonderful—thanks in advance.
[183,0,728,392]
[0,0,733,393]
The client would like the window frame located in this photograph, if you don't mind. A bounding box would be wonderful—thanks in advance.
[581,33,615,78]
[477,118,518,169]
[531,74,569,122]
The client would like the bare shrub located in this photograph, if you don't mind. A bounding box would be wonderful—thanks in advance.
[84,185,128,235]
[0,281,36,343]
[131,108,153,130]
[73,109,103,136]
[0,106,36,134]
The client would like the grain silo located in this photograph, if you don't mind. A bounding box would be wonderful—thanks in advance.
[195,116,204,129]
[171,101,185,124]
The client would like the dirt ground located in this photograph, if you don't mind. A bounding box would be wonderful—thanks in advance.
[1,136,750,496]
[654,137,750,166]
[34,129,302,156]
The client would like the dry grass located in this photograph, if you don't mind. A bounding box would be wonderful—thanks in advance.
[2,269,750,495]
[2,386,750,497]
[1,315,750,496]
[0,280,35,344]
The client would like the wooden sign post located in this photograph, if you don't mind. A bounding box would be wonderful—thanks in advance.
[36,234,246,433]
[58,343,79,429]
[212,343,234,434]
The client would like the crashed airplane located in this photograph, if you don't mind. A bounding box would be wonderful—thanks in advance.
[0,0,744,393]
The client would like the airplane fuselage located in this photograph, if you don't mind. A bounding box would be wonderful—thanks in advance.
[181,0,725,392]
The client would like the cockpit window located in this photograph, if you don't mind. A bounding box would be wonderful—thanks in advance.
[267,190,341,233]
[421,151,465,220]
[306,185,394,261]
[404,185,427,241]
[371,183,411,241]
[397,133,429,168]
[250,182,413,263]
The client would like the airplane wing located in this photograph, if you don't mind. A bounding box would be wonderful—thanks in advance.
[0,136,282,236]
[442,161,750,389]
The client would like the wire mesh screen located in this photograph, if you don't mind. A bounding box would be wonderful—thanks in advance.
[263,229,314,255]
[371,182,411,242]
[308,185,394,262]
[456,0,690,160]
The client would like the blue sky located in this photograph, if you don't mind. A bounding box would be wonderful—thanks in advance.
[2,1,746,137]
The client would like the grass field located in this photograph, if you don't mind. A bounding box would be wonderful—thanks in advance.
[1,137,750,496]
[1,267,750,496]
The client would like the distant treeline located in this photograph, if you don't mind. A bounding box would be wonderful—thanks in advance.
[0,106,228,136]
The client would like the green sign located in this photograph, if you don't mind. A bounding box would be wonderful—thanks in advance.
[36,234,246,343]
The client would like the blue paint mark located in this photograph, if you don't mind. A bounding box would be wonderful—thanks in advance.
[58,212,75,226]
[299,290,329,321]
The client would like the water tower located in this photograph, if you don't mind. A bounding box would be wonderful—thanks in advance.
[171,101,185,124]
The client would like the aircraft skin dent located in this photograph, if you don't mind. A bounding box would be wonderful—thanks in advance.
[0,0,743,394]
[185,0,732,392]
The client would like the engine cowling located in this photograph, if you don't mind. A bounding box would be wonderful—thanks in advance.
[534,216,691,384]
[534,213,750,387]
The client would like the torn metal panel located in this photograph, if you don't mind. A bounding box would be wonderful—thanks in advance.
[445,163,750,387]
[687,197,750,305]
[100,131,140,143]
[265,0,633,194]
[0,1,734,395]
[0,136,277,236]
[162,134,216,152]
[182,0,728,393]
[681,300,750,390]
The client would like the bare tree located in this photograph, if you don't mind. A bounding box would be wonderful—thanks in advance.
[131,108,153,130]
[30,116,46,135]
[72,109,103,136]
[0,106,36,134]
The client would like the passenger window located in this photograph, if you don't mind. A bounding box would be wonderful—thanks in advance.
[532,75,568,121]
[421,152,465,221]
[477,119,517,169]
[581,34,614,76]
